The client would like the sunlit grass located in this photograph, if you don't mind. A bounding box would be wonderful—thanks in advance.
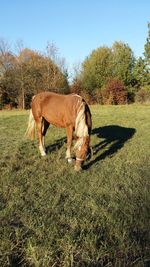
[0,105,150,266]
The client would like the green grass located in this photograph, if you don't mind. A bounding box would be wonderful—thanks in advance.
[0,105,150,267]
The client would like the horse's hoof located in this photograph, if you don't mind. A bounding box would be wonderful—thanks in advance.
[67,158,73,163]
[41,152,46,156]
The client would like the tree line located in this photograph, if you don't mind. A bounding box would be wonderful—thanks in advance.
[71,23,150,104]
[0,41,69,109]
[0,23,150,108]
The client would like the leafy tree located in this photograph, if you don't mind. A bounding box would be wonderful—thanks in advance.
[144,22,150,70]
[0,68,18,100]
[133,57,148,88]
[143,22,150,87]
[111,41,135,86]
[0,40,18,107]
[0,43,69,108]
[80,42,135,102]
[81,46,112,95]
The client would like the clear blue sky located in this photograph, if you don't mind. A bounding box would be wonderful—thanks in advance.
[0,0,149,76]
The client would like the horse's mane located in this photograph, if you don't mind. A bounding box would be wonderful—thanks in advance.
[75,101,88,137]
[74,99,89,149]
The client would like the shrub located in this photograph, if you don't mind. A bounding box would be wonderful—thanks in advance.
[70,78,83,95]
[135,87,150,103]
[70,79,96,104]
[127,87,136,104]
[94,88,103,104]
[102,79,127,105]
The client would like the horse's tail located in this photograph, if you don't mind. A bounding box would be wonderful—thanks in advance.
[25,109,36,140]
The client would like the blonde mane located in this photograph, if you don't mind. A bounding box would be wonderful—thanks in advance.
[74,100,89,149]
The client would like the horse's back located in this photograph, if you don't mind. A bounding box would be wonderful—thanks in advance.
[32,92,78,106]
[31,92,81,127]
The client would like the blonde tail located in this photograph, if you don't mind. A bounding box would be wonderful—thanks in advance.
[25,109,36,140]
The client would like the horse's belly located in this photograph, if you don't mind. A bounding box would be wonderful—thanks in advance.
[51,120,65,128]
[44,115,71,128]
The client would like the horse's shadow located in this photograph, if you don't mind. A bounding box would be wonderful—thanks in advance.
[46,137,66,154]
[84,125,136,169]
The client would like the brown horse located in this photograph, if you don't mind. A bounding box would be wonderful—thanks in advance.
[25,91,92,171]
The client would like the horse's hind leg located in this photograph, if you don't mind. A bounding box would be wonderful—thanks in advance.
[66,126,73,163]
[42,118,50,153]
[36,118,46,156]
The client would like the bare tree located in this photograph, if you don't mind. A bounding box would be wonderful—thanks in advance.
[45,42,69,91]
[15,40,26,109]
[45,42,57,90]
[0,38,12,74]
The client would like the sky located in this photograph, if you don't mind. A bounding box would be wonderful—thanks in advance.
[0,0,150,77]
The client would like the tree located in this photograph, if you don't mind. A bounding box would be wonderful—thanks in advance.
[133,57,148,88]
[70,77,83,95]
[15,47,69,107]
[0,38,12,75]
[112,41,135,86]
[45,42,69,93]
[0,40,69,109]
[0,39,18,107]
[143,22,150,87]
[144,22,150,70]
[80,46,112,96]
[79,42,135,102]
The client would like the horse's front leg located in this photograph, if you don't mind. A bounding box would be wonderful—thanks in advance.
[66,126,73,163]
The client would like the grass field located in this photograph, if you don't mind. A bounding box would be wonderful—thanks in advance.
[0,105,150,267]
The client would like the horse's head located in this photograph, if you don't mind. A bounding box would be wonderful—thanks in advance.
[75,136,91,171]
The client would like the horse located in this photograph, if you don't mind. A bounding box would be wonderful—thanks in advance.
[25,91,92,171]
